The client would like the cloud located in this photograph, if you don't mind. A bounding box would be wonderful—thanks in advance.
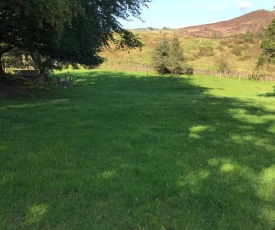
[236,1,252,10]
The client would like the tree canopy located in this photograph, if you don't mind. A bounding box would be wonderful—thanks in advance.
[167,35,186,75]
[151,38,170,75]
[0,0,150,77]
[151,36,187,75]
[258,18,275,66]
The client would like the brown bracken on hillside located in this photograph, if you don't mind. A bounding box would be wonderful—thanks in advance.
[179,10,275,38]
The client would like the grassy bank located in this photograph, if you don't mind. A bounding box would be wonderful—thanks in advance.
[0,70,275,229]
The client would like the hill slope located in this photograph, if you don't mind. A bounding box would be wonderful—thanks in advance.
[179,10,275,38]
[99,10,275,75]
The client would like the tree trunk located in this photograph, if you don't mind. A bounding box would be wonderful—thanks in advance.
[0,45,13,80]
[0,54,6,80]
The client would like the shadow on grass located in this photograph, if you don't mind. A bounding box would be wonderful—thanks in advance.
[0,70,274,229]
[258,86,275,97]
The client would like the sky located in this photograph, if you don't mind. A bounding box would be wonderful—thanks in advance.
[120,0,275,29]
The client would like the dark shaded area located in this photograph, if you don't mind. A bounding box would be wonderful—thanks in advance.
[0,71,274,229]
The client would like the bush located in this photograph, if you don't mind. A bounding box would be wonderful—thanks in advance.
[215,54,231,73]
[217,45,225,52]
[231,45,243,56]
[198,46,214,57]
[244,36,254,44]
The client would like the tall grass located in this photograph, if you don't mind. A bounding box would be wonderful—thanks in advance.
[0,70,275,229]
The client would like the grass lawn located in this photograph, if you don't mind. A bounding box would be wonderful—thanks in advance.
[0,70,275,229]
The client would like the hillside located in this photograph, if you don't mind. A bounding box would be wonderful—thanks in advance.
[99,10,275,75]
[179,10,275,38]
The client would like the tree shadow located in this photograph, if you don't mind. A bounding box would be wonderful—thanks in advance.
[0,71,274,229]
[258,86,275,97]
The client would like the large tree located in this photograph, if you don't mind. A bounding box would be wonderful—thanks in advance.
[258,18,275,66]
[0,0,150,78]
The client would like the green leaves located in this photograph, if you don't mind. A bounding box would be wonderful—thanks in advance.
[0,0,151,74]
[168,36,187,74]
[259,19,275,66]
[151,36,187,75]
[151,38,171,75]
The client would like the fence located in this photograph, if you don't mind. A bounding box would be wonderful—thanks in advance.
[100,64,275,81]
[193,69,275,81]
[49,72,74,89]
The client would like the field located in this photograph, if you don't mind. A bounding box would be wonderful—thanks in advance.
[1,70,275,229]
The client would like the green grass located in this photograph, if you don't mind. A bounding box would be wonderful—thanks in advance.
[1,70,275,229]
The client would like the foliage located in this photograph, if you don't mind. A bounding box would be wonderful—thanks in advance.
[243,32,256,44]
[197,45,214,57]
[258,19,275,66]
[151,38,171,74]
[30,51,61,74]
[231,45,243,56]
[215,53,231,73]
[151,36,188,75]
[167,35,187,74]
[0,0,150,77]
[2,48,26,71]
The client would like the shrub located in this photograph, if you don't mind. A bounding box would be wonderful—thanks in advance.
[244,36,254,44]
[215,54,231,73]
[217,45,225,52]
[231,45,243,56]
[198,46,214,57]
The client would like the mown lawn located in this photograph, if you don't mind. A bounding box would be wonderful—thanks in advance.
[0,70,275,229]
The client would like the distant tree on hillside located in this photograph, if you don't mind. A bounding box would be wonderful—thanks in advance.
[167,35,187,74]
[151,38,170,74]
[151,36,188,75]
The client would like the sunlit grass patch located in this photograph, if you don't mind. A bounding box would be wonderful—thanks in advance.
[24,204,48,225]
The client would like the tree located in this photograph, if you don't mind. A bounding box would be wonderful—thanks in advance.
[151,38,170,74]
[0,0,79,76]
[258,19,275,66]
[167,35,186,74]
[0,0,150,79]
[151,36,188,75]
